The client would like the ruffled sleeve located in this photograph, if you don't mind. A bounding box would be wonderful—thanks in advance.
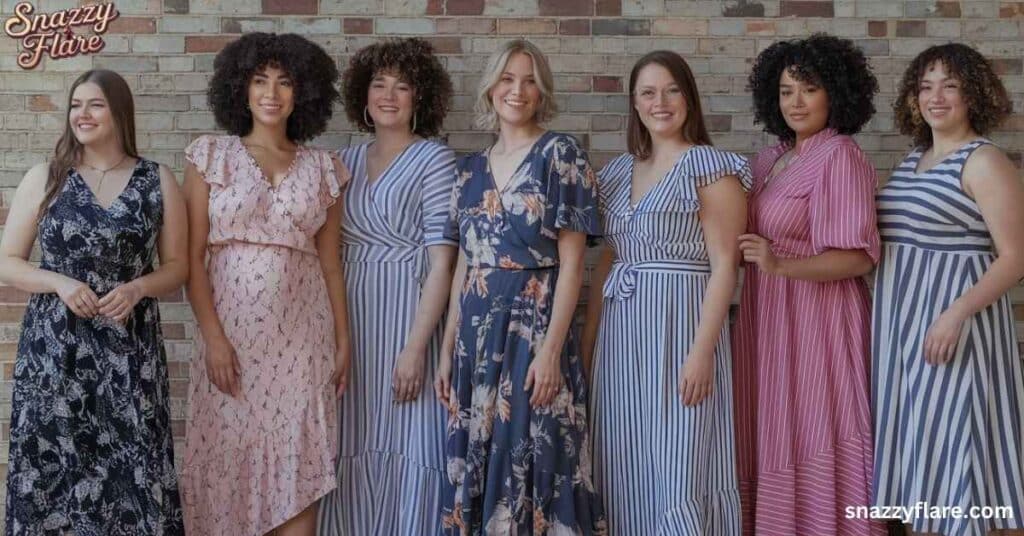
[675,145,753,210]
[546,133,601,242]
[184,135,228,187]
[809,140,880,262]
[319,149,349,208]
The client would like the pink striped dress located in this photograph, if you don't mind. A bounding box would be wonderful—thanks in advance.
[732,128,885,535]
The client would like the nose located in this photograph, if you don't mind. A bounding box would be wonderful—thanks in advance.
[266,82,277,98]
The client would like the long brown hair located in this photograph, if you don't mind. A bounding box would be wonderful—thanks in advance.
[40,70,138,219]
[627,51,711,159]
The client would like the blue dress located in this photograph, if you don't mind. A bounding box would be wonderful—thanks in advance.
[440,131,606,535]
[5,160,183,535]
[591,146,749,535]
[873,139,1024,535]
[318,139,456,535]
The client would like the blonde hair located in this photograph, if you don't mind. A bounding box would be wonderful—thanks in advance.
[474,39,558,130]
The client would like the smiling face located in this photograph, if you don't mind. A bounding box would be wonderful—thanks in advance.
[69,82,118,147]
[917,60,969,135]
[779,67,830,141]
[247,63,295,129]
[366,69,415,132]
[490,52,542,129]
[632,63,688,142]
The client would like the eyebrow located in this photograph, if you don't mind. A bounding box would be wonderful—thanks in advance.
[70,98,106,103]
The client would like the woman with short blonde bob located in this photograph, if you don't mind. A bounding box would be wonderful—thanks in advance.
[435,39,606,535]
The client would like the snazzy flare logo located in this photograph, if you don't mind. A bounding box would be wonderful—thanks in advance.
[4,2,119,69]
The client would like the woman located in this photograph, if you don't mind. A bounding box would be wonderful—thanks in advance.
[434,39,605,535]
[731,34,885,536]
[317,38,457,535]
[180,33,351,536]
[0,70,187,534]
[581,50,749,535]
[873,43,1024,536]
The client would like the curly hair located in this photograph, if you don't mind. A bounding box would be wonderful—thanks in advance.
[894,43,1012,149]
[748,33,878,143]
[207,33,340,142]
[342,38,453,138]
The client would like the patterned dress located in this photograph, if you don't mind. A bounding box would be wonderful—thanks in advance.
[440,131,606,535]
[5,159,183,535]
[873,139,1024,535]
[591,146,749,535]
[181,135,348,536]
[318,139,455,535]
[731,128,885,535]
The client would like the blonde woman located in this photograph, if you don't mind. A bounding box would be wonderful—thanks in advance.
[434,39,606,535]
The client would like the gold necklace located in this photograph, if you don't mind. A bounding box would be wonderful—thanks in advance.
[81,154,130,195]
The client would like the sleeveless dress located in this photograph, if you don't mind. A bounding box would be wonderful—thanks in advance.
[732,128,885,536]
[440,131,606,535]
[180,135,349,536]
[318,139,455,535]
[5,159,183,535]
[590,146,749,535]
[873,139,1024,535]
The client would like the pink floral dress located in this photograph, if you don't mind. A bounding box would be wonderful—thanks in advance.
[180,135,349,536]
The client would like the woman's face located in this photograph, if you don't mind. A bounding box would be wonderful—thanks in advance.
[69,82,117,147]
[632,63,687,141]
[917,61,969,134]
[366,69,416,132]
[490,52,542,128]
[247,64,295,129]
[779,67,830,141]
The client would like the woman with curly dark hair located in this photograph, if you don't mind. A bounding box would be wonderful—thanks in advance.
[316,37,457,536]
[179,33,352,536]
[731,34,885,535]
[873,43,1024,536]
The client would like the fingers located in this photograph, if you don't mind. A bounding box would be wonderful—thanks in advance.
[70,289,100,318]
[528,374,562,408]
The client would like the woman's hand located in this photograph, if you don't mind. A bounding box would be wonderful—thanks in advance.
[55,276,100,318]
[525,349,563,408]
[434,353,453,408]
[679,351,714,406]
[739,234,779,275]
[392,346,427,403]
[206,335,242,397]
[97,281,143,323]
[924,306,967,365]
[332,343,352,398]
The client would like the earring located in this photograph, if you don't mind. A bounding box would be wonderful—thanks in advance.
[363,106,375,128]
[411,111,417,134]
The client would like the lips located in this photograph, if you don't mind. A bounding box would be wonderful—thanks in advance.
[503,98,528,108]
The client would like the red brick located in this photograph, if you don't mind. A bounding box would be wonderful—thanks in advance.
[499,19,557,34]
[934,1,961,17]
[0,286,30,303]
[992,58,1023,75]
[169,379,188,397]
[0,305,26,322]
[592,76,622,93]
[868,20,888,37]
[595,0,620,15]
[160,287,184,303]
[3,362,14,379]
[0,343,18,361]
[161,322,186,339]
[185,36,236,53]
[1000,2,1024,17]
[724,0,765,16]
[343,18,373,34]
[172,419,186,438]
[539,0,593,16]
[107,17,157,34]
[706,114,732,131]
[745,20,775,35]
[425,36,462,54]
[559,19,590,35]
[426,0,443,15]
[779,1,834,17]
[28,95,57,112]
[446,0,484,14]
[262,0,317,15]
[896,20,926,37]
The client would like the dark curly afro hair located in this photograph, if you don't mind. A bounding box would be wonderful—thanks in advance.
[748,33,878,143]
[207,33,340,142]
[894,43,1012,149]
[342,38,453,138]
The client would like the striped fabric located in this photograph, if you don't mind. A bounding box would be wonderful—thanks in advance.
[590,146,750,535]
[732,129,884,536]
[872,139,1024,535]
[317,140,457,536]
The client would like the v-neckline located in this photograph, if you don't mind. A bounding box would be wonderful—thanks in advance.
[627,147,692,211]
[484,131,549,196]
[363,139,423,188]
[237,136,302,191]
[75,158,143,213]
[911,138,982,176]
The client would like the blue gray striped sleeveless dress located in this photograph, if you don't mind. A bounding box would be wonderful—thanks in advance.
[318,139,456,535]
[590,146,749,535]
[872,139,1024,535]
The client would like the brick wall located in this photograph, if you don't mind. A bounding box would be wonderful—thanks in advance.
[1,0,1022,523]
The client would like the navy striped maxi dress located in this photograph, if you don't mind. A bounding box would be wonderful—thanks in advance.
[872,139,1024,535]
[590,145,750,535]
[317,139,457,535]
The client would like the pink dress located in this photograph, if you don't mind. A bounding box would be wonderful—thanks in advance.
[732,129,884,535]
[180,135,350,536]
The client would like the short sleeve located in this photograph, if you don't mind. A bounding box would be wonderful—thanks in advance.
[184,135,227,187]
[319,150,350,208]
[809,142,881,263]
[687,146,753,191]
[547,134,601,243]
[420,144,458,247]
[442,157,473,244]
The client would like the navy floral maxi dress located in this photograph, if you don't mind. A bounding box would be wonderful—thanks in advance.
[440,131,606,535]
[4,160,183,535]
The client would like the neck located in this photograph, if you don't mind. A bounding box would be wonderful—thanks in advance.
[496,121,545,151]
[647,133,691,162]
[80,141,127,169]
[793,127,824,152]
[372,127,418,153]
[930,124,976,155]
[245,121,292,149]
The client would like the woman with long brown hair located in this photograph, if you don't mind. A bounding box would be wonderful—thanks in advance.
[0,69,188,534]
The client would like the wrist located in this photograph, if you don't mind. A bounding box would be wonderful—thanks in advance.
[946,301,971,320]
[769,257,788,277]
